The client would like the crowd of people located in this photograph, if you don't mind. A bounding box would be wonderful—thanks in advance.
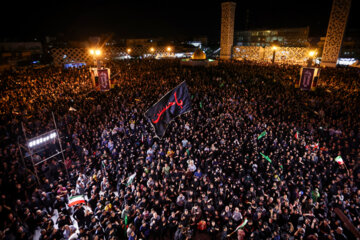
[0,59,359,240]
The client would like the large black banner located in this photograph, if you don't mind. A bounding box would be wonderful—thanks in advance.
[145,81,192,138]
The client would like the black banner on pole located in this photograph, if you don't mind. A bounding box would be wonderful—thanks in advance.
[145,81,192,138]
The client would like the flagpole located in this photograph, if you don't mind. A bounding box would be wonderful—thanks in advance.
[343,163,350,176]
[227,230,237,237]
[227,227,242,237]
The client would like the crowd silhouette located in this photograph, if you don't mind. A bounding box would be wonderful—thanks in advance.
[0,59,359,240]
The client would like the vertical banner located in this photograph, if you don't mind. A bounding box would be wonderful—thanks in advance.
[98,69,110,91]
[311,68,320,91]
[90,69,96,88]
[90,67,99,89]
[107,68,115,88]
[299,67,314,91]
[295,68,302,88]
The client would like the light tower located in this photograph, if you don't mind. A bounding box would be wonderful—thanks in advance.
[321,0,351,67]
[220,1,236,60]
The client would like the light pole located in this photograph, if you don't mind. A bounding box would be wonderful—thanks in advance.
[272,46,277,64]
[89,48,102,68]
[307,51,317,67]
[149,47,155,58]
[166,46,173,57]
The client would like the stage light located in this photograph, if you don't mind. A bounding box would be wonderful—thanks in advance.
[150,47,155,52]
[95,50,101,56]
[27,131,57,148]
[167,47,172,52]
[89,49,95,55]
[127,48,131,53]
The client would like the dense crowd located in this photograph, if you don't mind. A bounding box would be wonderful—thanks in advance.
[0,59,359,240]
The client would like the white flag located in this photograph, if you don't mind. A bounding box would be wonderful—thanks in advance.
[126,173,136,186]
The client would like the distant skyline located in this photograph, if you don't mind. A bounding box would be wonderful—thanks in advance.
[1,0,359,41]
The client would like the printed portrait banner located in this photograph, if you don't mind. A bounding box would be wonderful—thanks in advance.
[145,81,192,138]
[98,69,110,91]
[299,68,315,91]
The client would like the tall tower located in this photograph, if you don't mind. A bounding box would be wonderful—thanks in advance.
[220,2,236,60]
[321,0,351,67]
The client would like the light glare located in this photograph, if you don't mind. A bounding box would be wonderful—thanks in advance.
[309,51,316,57]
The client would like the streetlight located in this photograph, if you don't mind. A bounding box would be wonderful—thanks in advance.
[89,48,102,68]
[149,47,155,58]
[309,51,316,57]
[272,46,277,64]
[307,50,317,67]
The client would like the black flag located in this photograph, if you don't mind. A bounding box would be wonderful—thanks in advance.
[145,81,192,138]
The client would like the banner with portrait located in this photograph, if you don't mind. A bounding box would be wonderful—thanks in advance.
[98,69,110,91]
[296,67,320,91]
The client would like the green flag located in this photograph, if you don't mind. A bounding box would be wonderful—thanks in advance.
[220,83,224,88]
[257,131,267,140]
[200,102,203,108]
[124,215,128,236]
[260,152,272,163]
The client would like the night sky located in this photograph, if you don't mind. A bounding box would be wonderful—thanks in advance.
[1,0,359,41]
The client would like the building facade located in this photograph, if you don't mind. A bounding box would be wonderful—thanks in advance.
[235,27,310,47]
[0,42,43,67]
[317,30,360,64]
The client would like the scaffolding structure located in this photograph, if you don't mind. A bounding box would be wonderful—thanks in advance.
[18,112,69,185]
